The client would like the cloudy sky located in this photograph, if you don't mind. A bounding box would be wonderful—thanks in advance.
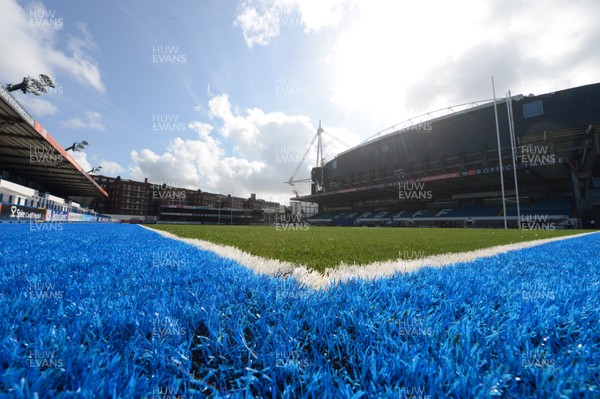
[1,0,599,204]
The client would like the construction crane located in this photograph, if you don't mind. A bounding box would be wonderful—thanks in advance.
[285,120,325,196]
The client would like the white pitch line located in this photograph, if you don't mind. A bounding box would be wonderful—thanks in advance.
[140,226,598,290]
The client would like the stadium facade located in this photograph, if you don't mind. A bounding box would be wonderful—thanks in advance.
[301,83,600,229]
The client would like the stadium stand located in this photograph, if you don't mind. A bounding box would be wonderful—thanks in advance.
[301,83,600,229]
[0,84,112,223]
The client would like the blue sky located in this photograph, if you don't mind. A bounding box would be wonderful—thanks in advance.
[1,0,599,204]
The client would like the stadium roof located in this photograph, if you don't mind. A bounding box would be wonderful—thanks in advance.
[0,85,107,197]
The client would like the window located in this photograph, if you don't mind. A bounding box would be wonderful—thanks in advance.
[523,100,543,118]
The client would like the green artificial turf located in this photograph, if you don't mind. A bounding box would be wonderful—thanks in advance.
[149,225,587,273]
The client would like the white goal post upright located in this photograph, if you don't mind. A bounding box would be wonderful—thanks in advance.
[492,76,508,229]
[506,90,522,228]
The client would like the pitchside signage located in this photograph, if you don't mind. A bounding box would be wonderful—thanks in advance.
[47,210,68,222]
[0,203,46,222]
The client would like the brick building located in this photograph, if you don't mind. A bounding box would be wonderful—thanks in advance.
[89,175,280,221]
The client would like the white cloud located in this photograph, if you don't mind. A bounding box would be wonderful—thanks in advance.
[129,93,360,204]
[222,157,265,179]
[61,111,105,131]
[234,3,281,48]
[129,122,226,189]
[47,22,105,93]
[294,0,352,32]
[235,0,599,132]
[19,97,58,117]
[98,160,124,176]
[0,0,105,93]
[208,94,259,140]
[70,150,92,172]
[234,0,353,48]
[325,0,600,127]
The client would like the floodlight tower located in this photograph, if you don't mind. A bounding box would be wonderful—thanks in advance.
[286,120,325,196]
[5,74,55,95]
[87,166,102,174]
[65,141,89,152]
[315,120,325,191]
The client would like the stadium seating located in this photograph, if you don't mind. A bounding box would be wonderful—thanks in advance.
[330,211,366,226]
[434,206,500,218]
[506,199,573,217]
[307,200,577,228]
[354,211,392,226]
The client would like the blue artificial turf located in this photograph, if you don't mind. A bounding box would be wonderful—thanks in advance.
[0,224,598,398]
